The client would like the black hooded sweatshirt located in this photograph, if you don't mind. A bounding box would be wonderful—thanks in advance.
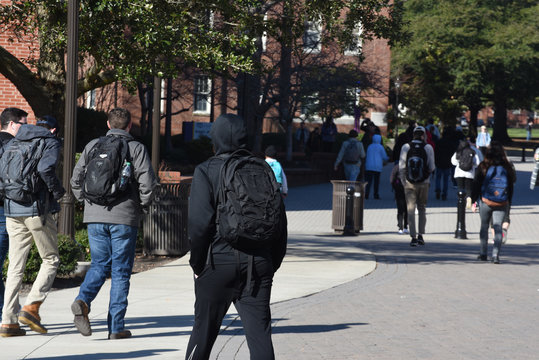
[188,114,287,276]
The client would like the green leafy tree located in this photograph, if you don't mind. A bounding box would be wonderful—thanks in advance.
[234,0,404,159]
[0,0,257,127]
[392,0,539,142]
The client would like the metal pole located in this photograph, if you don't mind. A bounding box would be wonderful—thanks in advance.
[152,76,161,175]
[455,190,467,239]
[343,186,356,236]
[59,0,79,239]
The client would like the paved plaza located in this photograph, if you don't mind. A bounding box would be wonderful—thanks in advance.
[1,155,538,359]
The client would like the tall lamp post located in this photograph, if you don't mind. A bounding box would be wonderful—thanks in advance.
[59,0,80,239]
[394,77,401,139]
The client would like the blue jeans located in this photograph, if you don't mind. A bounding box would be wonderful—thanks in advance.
[479,200,506,259]
[435,168,451,196]
[0,207,8,322]
[343,163,360,182]
[76,223,138,334]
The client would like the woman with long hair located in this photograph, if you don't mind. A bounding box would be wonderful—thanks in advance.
[471,141,516,263]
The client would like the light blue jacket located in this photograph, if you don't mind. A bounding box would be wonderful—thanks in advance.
[365,134,389,172]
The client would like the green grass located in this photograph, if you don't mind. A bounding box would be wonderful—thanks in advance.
[476,127,531,139]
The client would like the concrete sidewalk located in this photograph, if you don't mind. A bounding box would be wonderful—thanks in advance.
[1,213,375,359]
[2,154,537,359]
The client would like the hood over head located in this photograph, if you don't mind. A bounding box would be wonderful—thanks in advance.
[210,114,248,155]
[15,124,55,141]
[372,134,382,144]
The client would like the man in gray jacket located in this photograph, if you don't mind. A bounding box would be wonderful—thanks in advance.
[0,117,65,337]
[70,108,157,339]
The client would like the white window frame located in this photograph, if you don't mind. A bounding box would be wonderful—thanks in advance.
[303,20,321,53]
[194,75,211,115]
[344,24,363,56]
[85,89,96,109]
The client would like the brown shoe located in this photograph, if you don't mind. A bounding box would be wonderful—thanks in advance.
[19,301,47,334]
[108,330,132,340]
[71,300,92,336]
[0,324,26,337]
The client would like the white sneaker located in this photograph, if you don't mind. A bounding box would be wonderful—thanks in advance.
[398,229,404,235]
[403,228,409,234]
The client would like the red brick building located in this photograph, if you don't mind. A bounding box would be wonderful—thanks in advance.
[0,4,391,136]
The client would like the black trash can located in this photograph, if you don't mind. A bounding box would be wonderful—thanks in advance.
[331,180,366,233]
[143,182,191,256]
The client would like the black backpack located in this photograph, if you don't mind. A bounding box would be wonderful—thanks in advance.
[406,141,429,183]
[343,141,361,163]
[80,135,131,206]
[0,138,46,203]
[216,149,282,251]
[457,146,475,171]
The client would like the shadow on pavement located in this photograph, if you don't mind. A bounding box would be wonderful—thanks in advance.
[32,349,178,359]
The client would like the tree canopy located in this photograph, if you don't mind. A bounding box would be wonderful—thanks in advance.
[392,0,539,141]
[0,0,258,124]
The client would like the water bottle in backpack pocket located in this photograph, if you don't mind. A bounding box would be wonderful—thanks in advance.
[405,141,429,183]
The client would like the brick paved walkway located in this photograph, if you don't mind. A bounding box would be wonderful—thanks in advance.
[213,156,539,359]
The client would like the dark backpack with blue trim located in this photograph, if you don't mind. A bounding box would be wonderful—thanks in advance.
[216,149,282,251]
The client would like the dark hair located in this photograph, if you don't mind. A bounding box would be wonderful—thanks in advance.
[36,115,58,130]
[457,140,470,153]
[1,107,28,128]
[479,141,514,179]
[108,108,131,129]
[265,145,277,158]
[348,130,358,138]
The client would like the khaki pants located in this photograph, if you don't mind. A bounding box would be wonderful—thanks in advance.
[2,214,59,324]
[404,182,430,238]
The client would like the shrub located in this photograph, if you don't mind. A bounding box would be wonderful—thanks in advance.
[2,235,83,283]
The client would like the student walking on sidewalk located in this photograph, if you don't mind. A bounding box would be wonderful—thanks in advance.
[398,126,435,246]
[0,117,65,337]
[69,108,157,339]
[186,114,287,360]
[472,141,515,264]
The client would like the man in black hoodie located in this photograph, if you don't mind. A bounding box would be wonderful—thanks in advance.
[186,114,287,360]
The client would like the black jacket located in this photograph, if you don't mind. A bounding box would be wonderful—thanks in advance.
[435,135,458,169]
[3,124,65,216]
[188,114,287,275]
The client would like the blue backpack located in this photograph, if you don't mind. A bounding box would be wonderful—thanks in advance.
[481,165,508,206]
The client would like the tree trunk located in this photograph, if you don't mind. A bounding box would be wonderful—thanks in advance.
[492,71,510,144]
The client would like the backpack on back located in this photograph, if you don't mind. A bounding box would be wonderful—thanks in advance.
[80,135,131,206]
[481,165,509,207]
[343,141,361,164]
[0,138,45,203]
[406,141,429,183]
[458,146,475,171]
[216,149,282,251]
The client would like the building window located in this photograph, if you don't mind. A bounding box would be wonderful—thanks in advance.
[85,89,96,109]
[303,20,321,53]
[194,76,211,114]
[344,24,363,56]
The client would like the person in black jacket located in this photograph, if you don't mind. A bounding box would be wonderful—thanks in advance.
[185,114,287,360]
[434,127,458,200]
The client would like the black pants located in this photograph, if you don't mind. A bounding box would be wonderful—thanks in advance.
[456,177,473,198]
[394,187,408,230]
[186,258,275,360]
